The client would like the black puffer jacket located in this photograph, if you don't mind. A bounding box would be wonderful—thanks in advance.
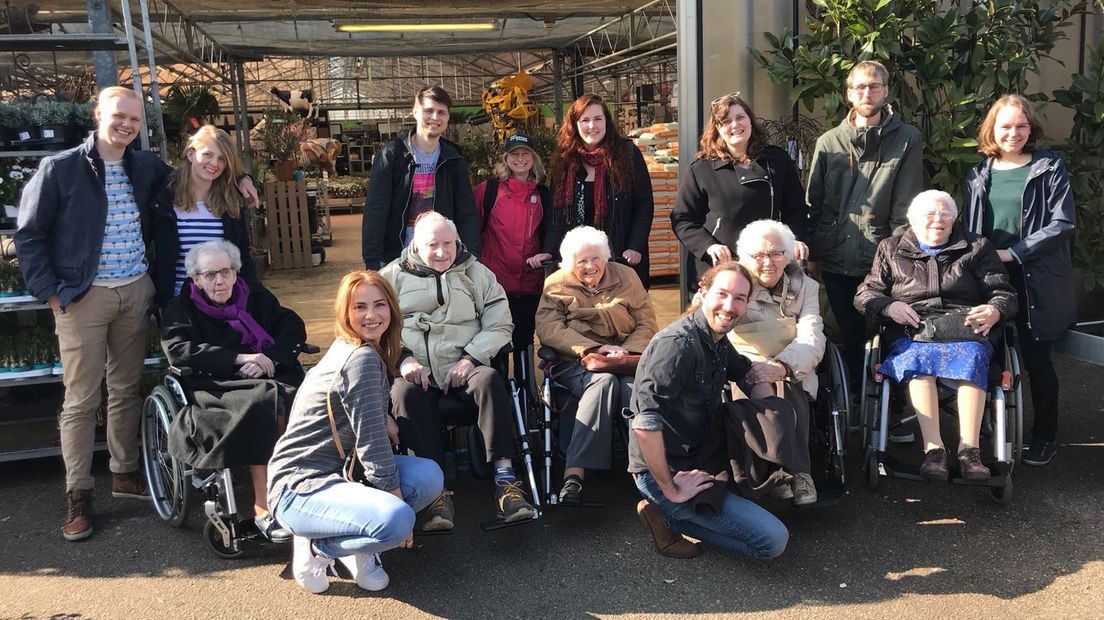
[853,226,1018,336]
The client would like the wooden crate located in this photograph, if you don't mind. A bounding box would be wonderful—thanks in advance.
[264,180,313,270]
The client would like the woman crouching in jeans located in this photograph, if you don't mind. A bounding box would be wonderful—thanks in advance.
[267,271,443,594]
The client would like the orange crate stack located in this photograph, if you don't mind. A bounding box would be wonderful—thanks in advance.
[630,122,681,277]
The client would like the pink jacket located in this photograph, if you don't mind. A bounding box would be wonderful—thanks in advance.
[474,177,548,296]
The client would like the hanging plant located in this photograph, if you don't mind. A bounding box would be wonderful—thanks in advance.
[162,84,220,135]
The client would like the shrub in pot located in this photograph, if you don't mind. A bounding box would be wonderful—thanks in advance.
[9,102,37,146]
[31,101,75,145]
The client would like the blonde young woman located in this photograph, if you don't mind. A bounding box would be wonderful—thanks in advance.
[152,125,257,307]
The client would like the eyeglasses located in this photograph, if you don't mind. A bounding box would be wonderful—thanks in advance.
[750,251,786,263]
[197,267,235,282]
[710,91,742,107]
[848,83,885,93]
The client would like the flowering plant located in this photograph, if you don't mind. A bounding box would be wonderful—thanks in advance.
[0,161,34,208]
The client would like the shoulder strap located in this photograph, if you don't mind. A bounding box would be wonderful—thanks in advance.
[324,388,347,460]
[481,178,499,231]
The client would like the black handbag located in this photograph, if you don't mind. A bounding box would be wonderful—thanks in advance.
[910,308,986,343]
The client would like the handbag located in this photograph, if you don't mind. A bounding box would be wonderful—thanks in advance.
[325,389,368,484]
[728,316,798,358]
[580,352,641,376]
[910,308,986,343]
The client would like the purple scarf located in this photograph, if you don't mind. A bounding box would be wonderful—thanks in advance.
[188,278,275,353]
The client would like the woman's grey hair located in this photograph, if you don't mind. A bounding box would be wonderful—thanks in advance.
[559,226,612,270]
[736,219,796,264]
[185,239,242,277]
[907,189,958,221]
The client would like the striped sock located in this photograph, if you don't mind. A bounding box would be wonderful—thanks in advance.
[494,466,517,484]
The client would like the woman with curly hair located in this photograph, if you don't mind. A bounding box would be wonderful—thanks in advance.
[544,94,655,287]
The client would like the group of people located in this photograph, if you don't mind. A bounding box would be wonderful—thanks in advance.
[14,60,1075,594]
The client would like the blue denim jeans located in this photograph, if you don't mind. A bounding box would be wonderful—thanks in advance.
[635,472,788,559]
[273,455,443,558]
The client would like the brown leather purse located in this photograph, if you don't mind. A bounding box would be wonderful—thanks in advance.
[581,352,641,376]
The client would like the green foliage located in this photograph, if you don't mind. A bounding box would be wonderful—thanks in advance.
[751,0,1093,190]
[459,130,499,180]
[162,84,220,125]
[1055,40,1104,293]
[29,101,74,126]
[260,109,305,161]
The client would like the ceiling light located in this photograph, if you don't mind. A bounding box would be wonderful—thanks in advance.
[334,20,499,33]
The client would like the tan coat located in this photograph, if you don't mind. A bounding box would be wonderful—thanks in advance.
[732,264,826,396]
[535,261,658,359]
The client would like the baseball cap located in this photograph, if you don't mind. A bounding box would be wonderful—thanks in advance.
[504,134,534,153]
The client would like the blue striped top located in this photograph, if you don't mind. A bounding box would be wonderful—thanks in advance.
[92,160,147,286]
[173,200,224,296]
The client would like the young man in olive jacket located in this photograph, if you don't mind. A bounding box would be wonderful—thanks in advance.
[806,60,924,440]
[361,86,481,270]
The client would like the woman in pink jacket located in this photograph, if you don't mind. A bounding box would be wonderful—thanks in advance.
[473,134,552,372]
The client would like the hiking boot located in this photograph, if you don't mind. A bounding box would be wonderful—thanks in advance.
[292,536,334,594]
[495,480,537,523]
[920,447,949,481]
[111,471,150,500]
[62,489,93,542]
[1022,437,1057,467]
[636,500,699,559]
[791,473,818,506]
[422,491,455,532]
[558,476,583,506]
[768,481,794,501]
[254,513,293,543]
[337,552,389,592]
[957,447,991,481]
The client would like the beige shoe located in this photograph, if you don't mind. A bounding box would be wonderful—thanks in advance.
[791,473,818,506]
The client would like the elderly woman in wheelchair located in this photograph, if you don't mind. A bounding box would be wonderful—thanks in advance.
[535,226,658,505]
[854,190,1017,482]
[160,239,307,542]
[729,219,826,506]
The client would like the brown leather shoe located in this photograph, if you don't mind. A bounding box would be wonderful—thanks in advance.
[920,447,949,481]
[636,500,699,559]
[957,447,992,481]
[63,489,93,542]
[112,471,150,500]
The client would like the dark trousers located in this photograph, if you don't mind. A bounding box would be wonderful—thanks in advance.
[391,366,517,470]
[1008,264,1060,441]
[822,271,868,385]
[508,294,540,380]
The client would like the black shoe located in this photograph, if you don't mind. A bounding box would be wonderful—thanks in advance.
[1023,438,1057,467]
[920,447,949,481]
[558,475,583,505]
[254,513,293,543]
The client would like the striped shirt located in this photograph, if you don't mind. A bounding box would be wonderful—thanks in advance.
[267,339,398,501]
[92,160,147,287]
[173,201,224,296]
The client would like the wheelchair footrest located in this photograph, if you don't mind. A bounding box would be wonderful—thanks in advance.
[549,501,605,509]
[479,515,540,532]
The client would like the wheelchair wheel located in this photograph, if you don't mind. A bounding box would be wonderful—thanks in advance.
[203,519,244,559]
[989,476,1013,505]
[141,385,190,528]
[863,449,881,491]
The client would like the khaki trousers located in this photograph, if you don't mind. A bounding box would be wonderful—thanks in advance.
[54,275,154,491]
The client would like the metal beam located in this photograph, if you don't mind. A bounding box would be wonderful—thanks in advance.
[87,0,116,93]
[676,0,702,307]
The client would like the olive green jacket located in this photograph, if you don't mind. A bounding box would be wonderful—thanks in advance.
[806,105,924,277]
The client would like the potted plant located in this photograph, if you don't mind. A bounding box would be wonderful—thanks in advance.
[0,161,33,218]
[7,103,35,147]
[70,101,95,140]
[260,109,303,181]
[30,101,74,145]
[0,260,16,296]
[0,103,20,147]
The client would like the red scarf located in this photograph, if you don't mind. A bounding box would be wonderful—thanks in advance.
[556,146,609,229]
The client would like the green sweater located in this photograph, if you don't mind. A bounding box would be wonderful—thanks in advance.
[806,106,925,277]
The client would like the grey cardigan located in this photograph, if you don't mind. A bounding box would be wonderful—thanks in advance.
[268,339,397,506]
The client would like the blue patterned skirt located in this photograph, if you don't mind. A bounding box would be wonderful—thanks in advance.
[880,337,993,390]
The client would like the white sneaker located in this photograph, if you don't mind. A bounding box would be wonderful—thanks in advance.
[292,536,334,594]
[338,552,390,591]
[792,473,818,507]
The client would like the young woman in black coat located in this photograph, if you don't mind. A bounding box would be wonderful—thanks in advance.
[161,239,307,541]
[544,94,655,287]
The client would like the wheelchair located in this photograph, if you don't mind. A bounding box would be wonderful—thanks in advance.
[417,344,543,530]
[139,345,317,558]
[858,325,1023,504]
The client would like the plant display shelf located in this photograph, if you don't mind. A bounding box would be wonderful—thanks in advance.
[0,416,108,463]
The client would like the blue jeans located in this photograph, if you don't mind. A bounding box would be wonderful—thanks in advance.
[635,472,788,559]
[273,455,443,558]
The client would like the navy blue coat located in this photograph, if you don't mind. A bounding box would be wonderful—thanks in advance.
[963,149,1075,341]
[15,134,171,308]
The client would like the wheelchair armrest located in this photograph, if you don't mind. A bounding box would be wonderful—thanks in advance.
[537,346,559,362]
[490,344,513,376]
[300,343,321,355]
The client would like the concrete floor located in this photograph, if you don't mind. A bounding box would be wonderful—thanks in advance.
[1,213,1102,619]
